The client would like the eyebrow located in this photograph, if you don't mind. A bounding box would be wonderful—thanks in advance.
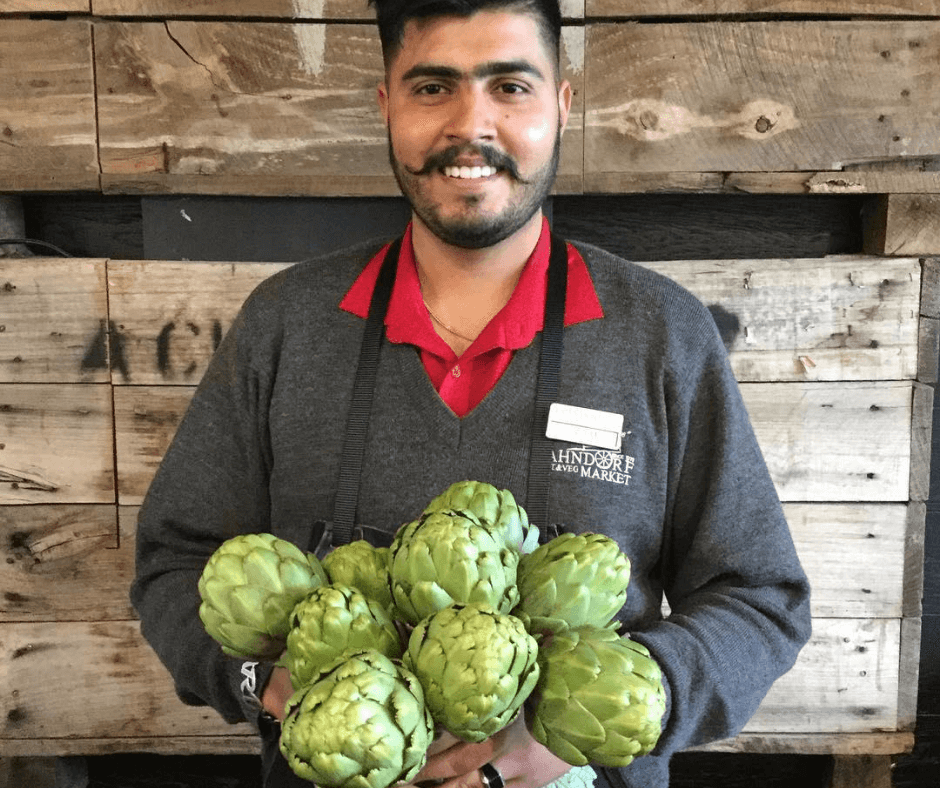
[400,59,546,83]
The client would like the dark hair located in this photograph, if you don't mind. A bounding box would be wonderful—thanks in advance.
[368,0,562,70]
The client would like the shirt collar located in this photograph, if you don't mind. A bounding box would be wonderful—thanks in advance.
[339,217,603,356]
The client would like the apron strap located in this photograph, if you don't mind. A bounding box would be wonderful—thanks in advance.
[331,237,402,548]
[525,233,568,532]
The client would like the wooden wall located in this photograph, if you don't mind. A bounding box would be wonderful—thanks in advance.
[3,2,940,787]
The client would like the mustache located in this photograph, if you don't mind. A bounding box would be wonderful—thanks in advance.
[404,145,526,181]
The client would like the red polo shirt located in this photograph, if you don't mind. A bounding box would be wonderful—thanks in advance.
[339,218,604,417]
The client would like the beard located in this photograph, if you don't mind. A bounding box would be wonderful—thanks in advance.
[387,130,562,250]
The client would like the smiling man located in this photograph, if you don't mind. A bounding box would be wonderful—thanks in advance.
[131,1,812,787]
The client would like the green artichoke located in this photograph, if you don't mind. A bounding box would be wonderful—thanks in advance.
[284,584,404,688]
[514,532,631,636]
[198,533,327,660]
[423,480,539,554]
[389,511,521,625]
[280,650,434,788]
[404,602,540,743]
[528,626,665,767]
[322,540,394,612]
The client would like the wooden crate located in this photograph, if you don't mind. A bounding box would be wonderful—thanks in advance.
[0,250,933,773]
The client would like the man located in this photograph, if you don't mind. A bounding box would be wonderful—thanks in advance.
[131,0,812,786]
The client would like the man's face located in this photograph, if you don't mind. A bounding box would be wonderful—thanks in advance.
[377,10,572,249]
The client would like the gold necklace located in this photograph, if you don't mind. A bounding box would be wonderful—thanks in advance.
[424,301,478,343]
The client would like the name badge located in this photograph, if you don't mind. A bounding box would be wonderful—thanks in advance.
[546,403,624,452]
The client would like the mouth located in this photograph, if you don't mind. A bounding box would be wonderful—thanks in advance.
[441,165,499,180]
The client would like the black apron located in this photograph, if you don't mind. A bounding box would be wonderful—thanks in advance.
[262,232,569,786]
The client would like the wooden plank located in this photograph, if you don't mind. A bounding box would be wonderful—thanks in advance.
[585,22,940,177]
[107,254,922,386]
[0,384,115,504]
[0,620,256,744]
[92,0,585,19]
[910,381,933,501]
[584,169,940,195]
[828,754,893,788]
[0,258,109,384]
[0,505,129,623]
[113,381,913,505]
[657,254,921,383]
[919,258,940,319]
[691,731,914,755]
[903,502,927,618]
[744,381,912,503]
[0,19,98,191]
[587,0,940,16]
[0,1,89,12]
[106,260,291,385]
[0,615,899,753]
[743,617,901,733]
[864,195,940,256]
[783,503,906,619]
[95,22,584,196]
[0,735,259,756]
[897,615,922,730]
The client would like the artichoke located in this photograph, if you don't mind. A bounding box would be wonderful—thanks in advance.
[389,511,521,625]
[322,540,394,612]
[514,532,631,636]
[284,584,404,688]
[198,533,327,660]
[280,650,434,788]
[423,480,539,554]
[528,626,665,767]
[404,602,540,743]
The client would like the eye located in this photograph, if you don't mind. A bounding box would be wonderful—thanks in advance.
[496,81,530,96]
[414,82,448,96]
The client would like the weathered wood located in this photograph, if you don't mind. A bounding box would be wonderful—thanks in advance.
[585,22,940,177]
[0,615,901,754]
[828,754,893,788]
[910,381,933,501]
[897,615,922,730]
[783,503,906,619]
[903,501,927,619]
[112,381,916,504]
[105,255,921,386]
[106,260,291,385]
[692,731,914,756]
[0,19,98,191]
[0,1,89,12]
[919,258,940,319]
[745,617,901,733]
[744,381,913,503]
[584,170,940,195]
[918,315,939,384]
[0,258,109,384]
[0,384,115,504]
[587,0,940,16]
[864,195,940,256]
[94,21,584,196]
[92,0,586,19]
[0,619,256,744]
[0,505,130,623]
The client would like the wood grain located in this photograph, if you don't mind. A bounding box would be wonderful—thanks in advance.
[585,21,940,176]
[0,19,98,191]
[0,385,115,504]
[587,0,940,16]
[865,195,940,256]
[0,258,109,384]
[0,1,89,12]
[0,505,130,623]
[95,21,584,195]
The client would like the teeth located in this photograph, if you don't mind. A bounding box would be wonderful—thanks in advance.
[443,165,497,179]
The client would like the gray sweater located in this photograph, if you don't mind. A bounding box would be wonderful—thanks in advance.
[131,237,812,787]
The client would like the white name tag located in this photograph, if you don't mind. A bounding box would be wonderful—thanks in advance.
[546,403,624,451]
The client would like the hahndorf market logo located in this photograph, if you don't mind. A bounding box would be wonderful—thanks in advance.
[551,445,637,486]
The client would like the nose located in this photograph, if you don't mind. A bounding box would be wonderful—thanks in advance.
[444,86,496,144]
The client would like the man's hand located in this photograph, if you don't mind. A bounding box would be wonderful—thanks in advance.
[260,665,294,721]
[403,714,571,788]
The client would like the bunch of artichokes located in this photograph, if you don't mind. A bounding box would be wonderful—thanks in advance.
[196,480,665,787]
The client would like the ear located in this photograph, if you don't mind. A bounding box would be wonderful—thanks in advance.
[377,81,390,125]
[556,79,572,136]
